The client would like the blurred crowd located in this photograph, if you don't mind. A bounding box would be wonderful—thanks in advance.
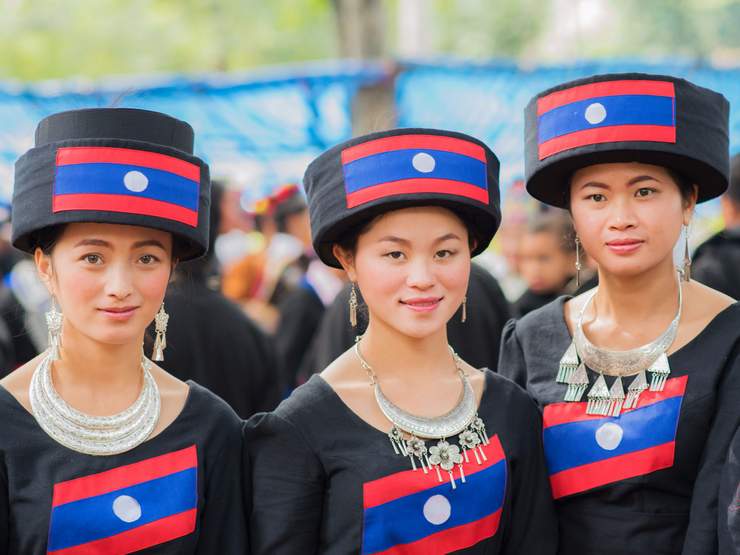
[0,155,737,418]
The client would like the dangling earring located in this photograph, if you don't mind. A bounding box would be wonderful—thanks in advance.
[349,283,358,328]
[461,296,467,323]
[574,236,582,288]
[45,296,63,361]
[681,223,691,282]
[152,303,169,361]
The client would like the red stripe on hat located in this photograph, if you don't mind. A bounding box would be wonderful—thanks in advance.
[363,435,504,509]
[537,80,676,115]
[57,147,200,182]
[48,509,196,554]
[341,135,487,164]
[52,194,199,228]
[538,124,676,160]
[346,178,489,209]
[549,442,675,499]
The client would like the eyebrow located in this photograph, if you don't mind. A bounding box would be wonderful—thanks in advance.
[73,238,167,250]
[377,233,462,245]
[578,174,662,191]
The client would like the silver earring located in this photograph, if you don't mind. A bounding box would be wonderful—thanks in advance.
[349,283,358,328]
[45,296,63,361]
[152,303,169,361]
[461,296,467,323]
[681,224,691,282]
[575,236,582,288]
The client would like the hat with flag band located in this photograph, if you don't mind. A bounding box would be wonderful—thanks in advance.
[524,73,730,208]
[12,108,211,260]
[303,128,502,268]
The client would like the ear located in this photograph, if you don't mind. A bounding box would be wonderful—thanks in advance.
[682,184,699,225]
[34,247,55,296]
[332,244,357,282]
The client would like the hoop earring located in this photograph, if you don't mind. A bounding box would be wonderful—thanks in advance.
[45,296,63,361]
[152,303,169,361]
[681,223,691,282]
[349,283,358,328]
[575,236,582,288]
[461,296,467,323]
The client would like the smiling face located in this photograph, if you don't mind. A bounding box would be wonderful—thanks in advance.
[569,162,696,278]
[36,223,173,348]
[334,206,471,340]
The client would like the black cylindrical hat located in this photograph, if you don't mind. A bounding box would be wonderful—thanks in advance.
[524,73,730,208]
[12,108,211,260]
[303,128,501,268]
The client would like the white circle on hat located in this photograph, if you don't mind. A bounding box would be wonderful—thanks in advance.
[584,103,607,125]
[112,495,142,523]
[595,422,624,451]
[412,152,436,173]
[123,170,149,192]
[423,494,451,525]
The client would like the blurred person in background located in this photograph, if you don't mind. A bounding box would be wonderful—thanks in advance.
[692,152,740,299]
[153,181,282,417]
[513,211,577,317]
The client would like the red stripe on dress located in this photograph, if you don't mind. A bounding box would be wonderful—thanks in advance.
[52,445,197,507]
[538,124,677,159]
[346,179,489,209]
[363,435,504,509]
[52,194,199,228]
[48,508,197,554]
[549,442,675,499]
[536,80,676,115]
[341,135,487,164]
[56,147,200,182]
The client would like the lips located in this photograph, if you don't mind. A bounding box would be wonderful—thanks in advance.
[99,306,139,320]
[400,297,443,313]
[606,238,644,254]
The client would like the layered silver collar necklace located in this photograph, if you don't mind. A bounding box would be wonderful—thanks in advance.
[557,274,682,416]
[355,341,489,489]
[29,351,161,456]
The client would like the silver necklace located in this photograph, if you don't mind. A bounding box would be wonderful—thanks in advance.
[557,274,682,416]
[354,341,489,489]
[29,351,161,456]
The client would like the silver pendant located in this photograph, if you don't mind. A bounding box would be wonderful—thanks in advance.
[624,371,648,409]
[565,362,589,402]
[557,340,579,384]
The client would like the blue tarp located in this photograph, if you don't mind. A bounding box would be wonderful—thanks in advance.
[2,59,739,206]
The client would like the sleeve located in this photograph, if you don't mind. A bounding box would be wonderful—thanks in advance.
[497,319,529,389]
[501,393,558,554]
[718,427,740,555]
[245,412,325,555]
[246,321,283,415]
[195,421,249,555]
[683,344,740,554]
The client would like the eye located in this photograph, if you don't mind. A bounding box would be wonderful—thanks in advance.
[435,249,456,259]
[385,251,405,260]
[586,193,607,203]
[139,254,160,265]
[636,187,656,197]
[82,254,103,265]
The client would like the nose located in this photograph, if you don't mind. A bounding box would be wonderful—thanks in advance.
[104,261,134,300]
[607,196,638,231]
[406,257,435,290]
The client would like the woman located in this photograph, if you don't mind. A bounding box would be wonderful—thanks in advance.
[0,108,246,553]
[500,73,740,554]
[246,128,557,554]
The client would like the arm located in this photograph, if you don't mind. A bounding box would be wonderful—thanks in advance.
[245,412,325,555]
[497,319,529,389]
[683,345,740,554]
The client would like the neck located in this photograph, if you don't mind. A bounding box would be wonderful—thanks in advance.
[591,257,680,325]
[359,316,455,383]
[53,326,144,389]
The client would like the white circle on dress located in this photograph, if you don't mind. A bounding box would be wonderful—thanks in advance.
[423,494,452,525]
[112,495,142,523]
[595,422,624,451]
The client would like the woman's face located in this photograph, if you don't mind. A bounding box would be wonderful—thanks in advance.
[339,206,471,340]
[569,162,695,278]
[37,223,173,348]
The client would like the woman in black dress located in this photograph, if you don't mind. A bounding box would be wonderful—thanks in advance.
[0,108,246,554]
[499,73,739,554]
[246,128,557,554]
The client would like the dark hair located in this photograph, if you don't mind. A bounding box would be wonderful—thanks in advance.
[527,211,576,253]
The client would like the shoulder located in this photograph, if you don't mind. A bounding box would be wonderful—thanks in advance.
[184,380,243,433]
[483,369,538,412]
[684,281,737,325]
[503,296,570,341]
[0,353,45,410]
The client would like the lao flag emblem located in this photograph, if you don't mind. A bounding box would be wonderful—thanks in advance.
[47,445,198,554]
[53,146,201,227]
[341,134,489,209]
[361,435,506,554]
[537,79,677,160]
[543,376,687,499]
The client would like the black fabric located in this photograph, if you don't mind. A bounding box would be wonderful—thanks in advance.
[0,284,38,372]
[245,370,558,554]
[692,227,740,300]
[154,281,282,418]
[303,128,502,267]
[303,263,511,378]
[12,109,210,260]
[512,289,559,319]
[0,381,247,554]
[498,298,740,554]
[719,427,740,554]
[524,73,730,208]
